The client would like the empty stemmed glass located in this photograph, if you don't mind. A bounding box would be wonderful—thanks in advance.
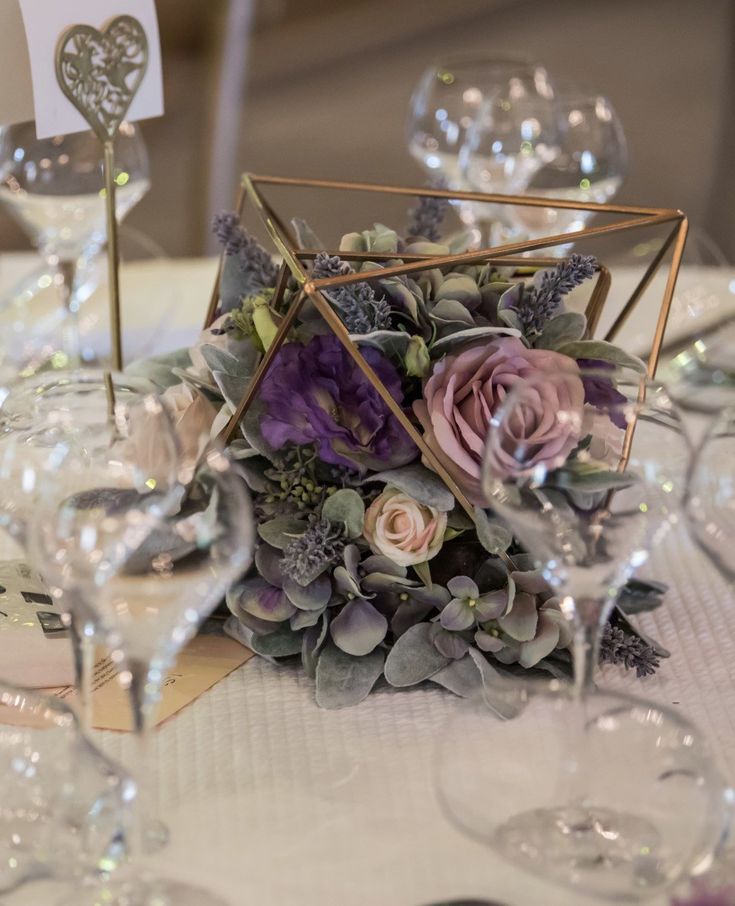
[436,364,730,899]
[29,445,254,906]
[0,370,181,737]
[0,121,150,365]
[515,88,627,250]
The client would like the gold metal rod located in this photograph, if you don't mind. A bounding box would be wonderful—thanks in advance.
[303,212,682,291]
[258,193,300,251]
[295,248,564,267]
[585,265,612,337]
[270,262,292,315]
[204,180,248,329]
[218,289,307,445]
[103,140,123,371]
[646,217,689,378]
[242,175,307,284]
[104,370,116,423]
[603,224,681,344]
[246,173,676,218]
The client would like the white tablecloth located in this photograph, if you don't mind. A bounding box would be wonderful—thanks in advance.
[5,259,735,906]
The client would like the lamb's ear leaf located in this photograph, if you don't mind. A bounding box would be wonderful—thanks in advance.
[315,643,385,709]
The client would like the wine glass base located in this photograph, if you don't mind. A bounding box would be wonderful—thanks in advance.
[58,877,229,906]
[497,805,663,891]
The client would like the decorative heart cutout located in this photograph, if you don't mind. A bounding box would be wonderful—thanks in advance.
[55,15,149,142]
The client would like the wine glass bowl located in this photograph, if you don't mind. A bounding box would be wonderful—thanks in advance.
[408,57,554,193]
[0,121,149,264]
[437,680,731,900]
[516,88,627,243]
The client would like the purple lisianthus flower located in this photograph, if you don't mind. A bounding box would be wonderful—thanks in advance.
[577,358,628,430]
[259,334,417,472]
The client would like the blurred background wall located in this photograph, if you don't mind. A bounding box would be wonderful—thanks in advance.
[2,0,733,259]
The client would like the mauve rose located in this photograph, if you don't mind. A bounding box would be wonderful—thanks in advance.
[363,487,447,567]
[414,337,584,501]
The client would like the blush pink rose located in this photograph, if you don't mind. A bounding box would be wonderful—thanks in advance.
[413,337,585,502]
[363,487,447,567]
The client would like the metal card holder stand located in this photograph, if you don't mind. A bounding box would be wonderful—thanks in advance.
[54,14,150,372]
[205,173,688,527]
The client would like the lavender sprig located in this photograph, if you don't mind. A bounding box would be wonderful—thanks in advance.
[599,623,660,678]
[212,211,279,288]
[282,518,347,586]
[406,195,448,242]
[312,252,354,281]
[514,254,597,336]
[331,283,392,334]
[312,252,392,333]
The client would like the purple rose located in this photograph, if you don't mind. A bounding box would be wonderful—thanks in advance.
[259,334,416,472]
[414,336,585,500]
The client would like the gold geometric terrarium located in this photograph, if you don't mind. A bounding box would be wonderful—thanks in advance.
[205,174,688,528]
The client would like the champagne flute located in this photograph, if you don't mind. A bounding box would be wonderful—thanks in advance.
[30,447,254,906]
[0,121,150,365]
[463,364,711,897]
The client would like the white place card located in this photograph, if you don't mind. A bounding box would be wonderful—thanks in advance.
[17,0,164,139]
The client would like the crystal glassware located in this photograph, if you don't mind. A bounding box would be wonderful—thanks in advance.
[0,121,150,365]
[0,684,131,896]
[513,88,627,248]
[685,406,735,580]
[408,56,554,197]
[29,447,254,906]
[0,370,181,735]
[437,680,731,901]
[462,364,712,897]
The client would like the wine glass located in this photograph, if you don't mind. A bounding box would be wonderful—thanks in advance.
[0,370,181,735]
[0,684,132,895]
[29,447,254,906]
[0,121,150,364]
[408,57,554,200]
[686,406,735,580]
[513,88,627,249]
[448,364,716,897]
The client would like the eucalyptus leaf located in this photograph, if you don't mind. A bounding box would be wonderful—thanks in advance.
[413,560,432,588]
[435,274,481,308]
[258,515,307,549]
[250,625,304,658]
[315,643,385,709]
[213,371,251,411]
[384,623,450,687]
[363,464,455,512]
[322,489,365,538]
[171,367,221,397]
[199,344,247,378]
[240,401,278,458]
[473,507,513,554]
[534,312,588,350]
[556,340,647,373]
[498,309,524,335]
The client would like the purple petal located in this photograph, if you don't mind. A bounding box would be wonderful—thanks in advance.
[235,577,297,622]
[497,592,538,641]
[330,598,388,656]
[440,598,475,631]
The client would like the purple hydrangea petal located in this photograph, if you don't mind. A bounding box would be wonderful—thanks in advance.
[447,576,480,600]
[440,597,476,631]
[497,592,539,642]
[330,597,388,656]
[236,577,297,622]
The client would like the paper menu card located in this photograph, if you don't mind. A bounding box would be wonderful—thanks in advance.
[50,633,254,732]
[16,0,164,138]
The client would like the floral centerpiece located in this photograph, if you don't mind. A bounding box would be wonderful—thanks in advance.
[134,197,667,708]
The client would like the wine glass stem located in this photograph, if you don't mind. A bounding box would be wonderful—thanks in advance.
[126,657,163,860]
[54,258,82,367]
[69,614,95,735]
